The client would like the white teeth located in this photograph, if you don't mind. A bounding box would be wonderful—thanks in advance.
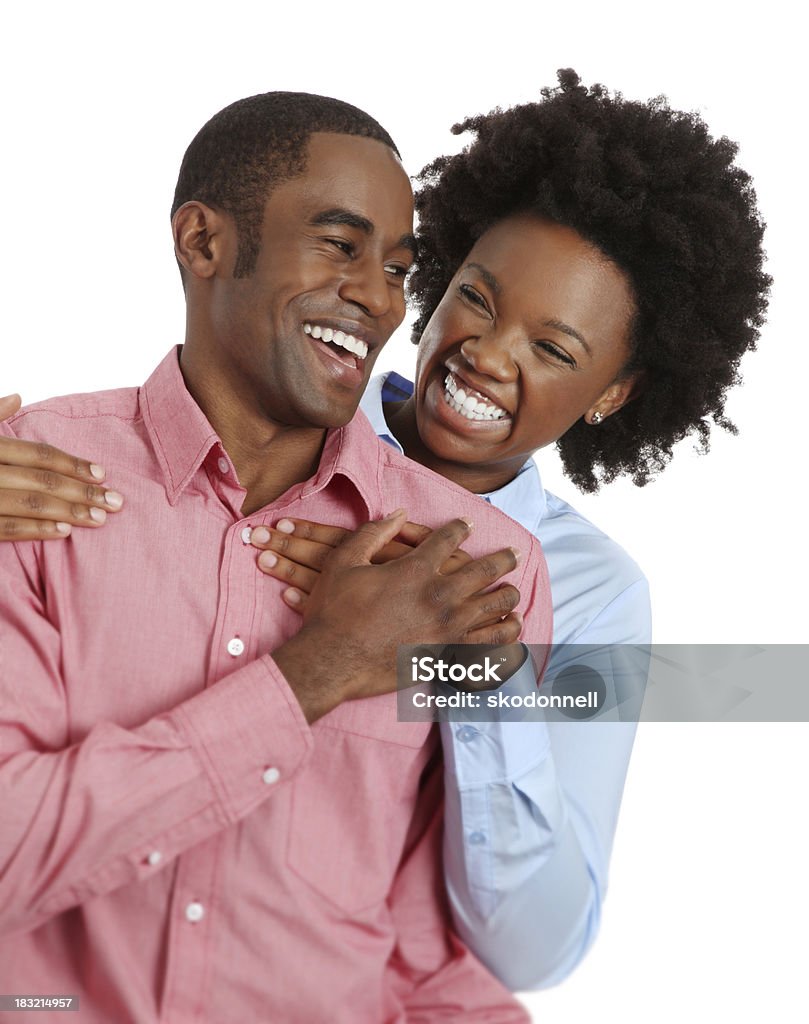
[303,324,368,361]
[442,370,509,422]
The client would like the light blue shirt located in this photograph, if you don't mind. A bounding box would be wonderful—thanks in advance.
[361,372,652,990]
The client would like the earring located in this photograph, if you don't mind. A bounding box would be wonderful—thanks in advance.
[591,411,603,425]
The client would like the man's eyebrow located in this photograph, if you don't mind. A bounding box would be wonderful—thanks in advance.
[311,208,374,233]
[310,209,418,261]
[543,318,592,357]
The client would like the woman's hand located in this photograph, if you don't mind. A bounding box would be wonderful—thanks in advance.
[251,517,473,611]
[0,394,123,540]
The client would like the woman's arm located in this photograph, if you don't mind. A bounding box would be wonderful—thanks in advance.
[0,396,123,539]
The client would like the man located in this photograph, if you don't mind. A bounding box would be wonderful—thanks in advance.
[0,93,549,1021]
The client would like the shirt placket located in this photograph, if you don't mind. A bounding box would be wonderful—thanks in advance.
[160,451,263,1022]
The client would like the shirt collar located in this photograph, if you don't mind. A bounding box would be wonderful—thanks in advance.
[141,347,383,512]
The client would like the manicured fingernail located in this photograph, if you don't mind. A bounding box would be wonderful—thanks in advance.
[384,508,405,520]
[56,522,72,535]
[276,519,295,534]
[511,547,522,565]
[285,588,302,605]
[104,490,123,510]
[89,507,106,523]
[460,516,473,529]
[252,527,271,544]
[259,551,277,568]
[90,464,105,480]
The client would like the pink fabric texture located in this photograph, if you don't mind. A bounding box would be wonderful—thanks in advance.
[0,348,549,1022]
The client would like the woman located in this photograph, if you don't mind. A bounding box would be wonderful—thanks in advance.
[0,71,769,989]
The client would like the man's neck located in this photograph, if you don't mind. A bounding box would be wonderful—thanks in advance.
[179,348,327,515]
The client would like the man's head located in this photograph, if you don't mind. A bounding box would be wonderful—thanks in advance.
[172,93,415,429]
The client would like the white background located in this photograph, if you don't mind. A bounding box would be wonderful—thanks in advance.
[2,3,806,1020]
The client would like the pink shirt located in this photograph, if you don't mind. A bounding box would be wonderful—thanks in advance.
[0,348,550,1023]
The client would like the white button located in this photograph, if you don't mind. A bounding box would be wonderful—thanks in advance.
[185,901,205,923]
[262,767,280,785]
[227,637,245,657]
[217,457,230,475]
[241,526,253,544]
[146,850,162,866]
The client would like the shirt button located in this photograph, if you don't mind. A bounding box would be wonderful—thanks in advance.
[146,850,162,866]
[468,831,487,846]
[217,457,230,475]
[262,767,281,785]
[227,637,245,657]
[241,526,253,544]
[456,726,479,743]
[185,901,205,923]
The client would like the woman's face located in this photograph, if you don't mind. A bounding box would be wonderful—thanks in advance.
[413,215,639,483]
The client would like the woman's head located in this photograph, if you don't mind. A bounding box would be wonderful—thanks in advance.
[409,70,770,492]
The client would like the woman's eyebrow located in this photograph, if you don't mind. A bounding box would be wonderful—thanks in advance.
[464,262,501,295]
[542,318,592,357]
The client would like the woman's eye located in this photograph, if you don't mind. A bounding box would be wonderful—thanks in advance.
[535,341,576,368]
[459,283,490,313]
[384,264,410,280]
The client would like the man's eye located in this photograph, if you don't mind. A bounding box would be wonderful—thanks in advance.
[327,238,354,256]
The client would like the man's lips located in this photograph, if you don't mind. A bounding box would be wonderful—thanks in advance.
[303,320,373,361]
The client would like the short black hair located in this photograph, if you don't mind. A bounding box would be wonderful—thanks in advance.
[410,70,771,491]
[171,92,400,278]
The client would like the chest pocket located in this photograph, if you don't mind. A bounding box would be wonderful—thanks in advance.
[286,693,435,915]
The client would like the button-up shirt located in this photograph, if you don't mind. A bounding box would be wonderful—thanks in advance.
[0,349,551,1023]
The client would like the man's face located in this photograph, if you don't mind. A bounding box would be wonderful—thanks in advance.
[205,132,415,428]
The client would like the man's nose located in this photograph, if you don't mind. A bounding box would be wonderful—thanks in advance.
[338,258,396,320]
[460,329,519,381]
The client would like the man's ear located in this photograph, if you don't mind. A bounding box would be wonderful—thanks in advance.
[172,202,232,280]
[586,370,645,425]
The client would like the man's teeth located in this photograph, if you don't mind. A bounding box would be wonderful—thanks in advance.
[443,371,508,421]
[303,323,368,360]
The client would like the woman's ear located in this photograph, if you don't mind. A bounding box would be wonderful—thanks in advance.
[586,370,644,425]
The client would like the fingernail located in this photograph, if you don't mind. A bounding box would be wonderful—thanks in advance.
[511,546,522,565]
[252,526,271,544]
[104,490,123,510]
[276,519,295,534]
[89,507,107,523]
[56,522,72,535]
[259,551,277,568]
[459,516,473,529]
[90,464,105,480]
[385,508,405,520]
[285,588,302,605]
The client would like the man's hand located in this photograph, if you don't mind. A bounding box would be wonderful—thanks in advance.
[0,395,123,540]
[271,510,522,722]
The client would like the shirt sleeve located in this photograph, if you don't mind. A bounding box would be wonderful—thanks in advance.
[0,539,314,938]
[441,577,651,990]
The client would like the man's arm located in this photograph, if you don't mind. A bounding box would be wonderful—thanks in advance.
[0,514,523,937]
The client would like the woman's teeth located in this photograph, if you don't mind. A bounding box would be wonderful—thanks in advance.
[443,371,508,421]
[304,323,368,360]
